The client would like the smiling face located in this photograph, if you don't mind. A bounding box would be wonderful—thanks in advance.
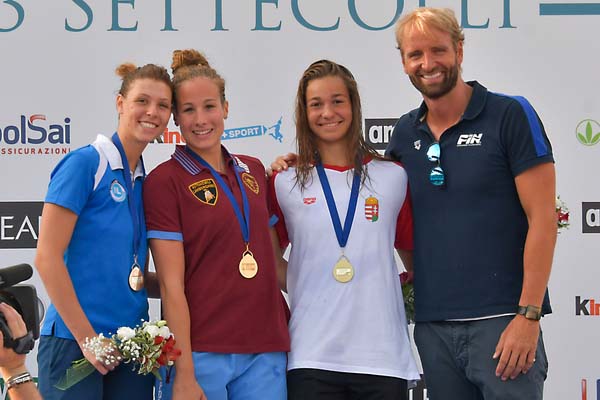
[116,78,172,144]
[174,77,228,156]
[400,27,462,100]
[305,76,353,149]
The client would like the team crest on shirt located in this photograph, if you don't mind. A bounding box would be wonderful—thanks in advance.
[365,196,379,222]
[241,173,259,194]
[189,179,218,206]
[414,140,421,150]
[110,180,127,202]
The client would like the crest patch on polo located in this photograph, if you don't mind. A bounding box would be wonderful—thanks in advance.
[365,196,379,222]
[241,173,259,194]
[189,179,218,205]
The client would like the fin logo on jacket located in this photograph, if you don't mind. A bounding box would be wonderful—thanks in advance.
[365,196,379,222]
[189,179,218,205]
[241,173,259,194]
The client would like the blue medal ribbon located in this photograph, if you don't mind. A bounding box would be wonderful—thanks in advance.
[185,146,251,244]
[111,133,145,266]
[316,163,360,249]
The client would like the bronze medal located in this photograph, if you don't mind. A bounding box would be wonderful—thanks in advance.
[239,249,259,279]
[333,255,354,283]
[128,264,144,291]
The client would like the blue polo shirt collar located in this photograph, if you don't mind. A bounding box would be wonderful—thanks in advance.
[412,81,488,126]
[93,134,145,180]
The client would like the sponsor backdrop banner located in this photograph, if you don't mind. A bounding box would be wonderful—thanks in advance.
[1,1,598,398]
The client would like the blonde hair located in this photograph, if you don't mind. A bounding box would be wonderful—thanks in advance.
[395,7,464,55]
[115,62,172,97]
[171,49,226,107]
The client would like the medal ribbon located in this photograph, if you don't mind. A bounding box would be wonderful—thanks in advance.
[316,163,360,249]
[112,133,145,265]
[185,147,251,244]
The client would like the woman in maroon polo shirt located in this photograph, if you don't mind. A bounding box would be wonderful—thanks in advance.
[143,49,290,400]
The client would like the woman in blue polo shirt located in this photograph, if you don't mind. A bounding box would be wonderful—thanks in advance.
[34,62,173,400]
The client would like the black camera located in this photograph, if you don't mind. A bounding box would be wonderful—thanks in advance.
[0,264,41,354]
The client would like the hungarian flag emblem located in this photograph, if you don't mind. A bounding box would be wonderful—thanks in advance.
[365,196,379,222]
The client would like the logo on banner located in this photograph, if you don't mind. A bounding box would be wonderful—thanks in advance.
[364,118,397,151]
[581,378,600,400]
[153,118,284,144]
[0,114,72,155]
[241,173,259,194]
[576,119,600,146]
[365,196,379,222]
[222,117,284,142]
[189,179,218,205]
[575,296,600,316]
[582,203,600,233]
[0,202,43,249]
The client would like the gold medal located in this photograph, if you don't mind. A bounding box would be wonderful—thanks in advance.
[239,247,258,279]
[128,264,144,291]
[333,255,354,283]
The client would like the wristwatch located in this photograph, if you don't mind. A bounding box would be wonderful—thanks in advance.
[517,305,542,321]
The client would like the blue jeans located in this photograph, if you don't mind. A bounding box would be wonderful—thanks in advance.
[414,316,548,400]
[156,352,287,400]
[37,335,154,400]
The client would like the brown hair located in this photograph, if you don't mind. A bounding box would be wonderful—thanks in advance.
[294,59,382,190]
[395,7,464,56]
[115,62,173,97]
[171,49,226,108]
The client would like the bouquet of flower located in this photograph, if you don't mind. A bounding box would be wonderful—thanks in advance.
[55,320,181,390]
[400,271,415,324]
[556,196,570,233]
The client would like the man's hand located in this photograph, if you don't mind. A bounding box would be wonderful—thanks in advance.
[493,315,539,380]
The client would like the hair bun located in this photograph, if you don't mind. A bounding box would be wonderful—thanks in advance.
[115,62,138,79]
[171,49,210,74]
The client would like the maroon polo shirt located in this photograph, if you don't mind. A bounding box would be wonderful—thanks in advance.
[144,145,290,354]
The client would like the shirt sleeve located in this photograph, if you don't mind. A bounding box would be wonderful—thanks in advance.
[44,146,98,215]
[394,182,414,251]
[143,164,184,241]
[501,96,554,177]
[267,172,290,249]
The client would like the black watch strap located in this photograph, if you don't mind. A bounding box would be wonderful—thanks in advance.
[517,305,542,321]
[8,332,35,354]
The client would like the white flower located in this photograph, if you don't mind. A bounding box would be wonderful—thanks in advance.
[143,324,160,338]
[117,327,136,340]
[158,326,171,339]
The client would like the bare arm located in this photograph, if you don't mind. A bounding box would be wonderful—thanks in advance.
[0,303,42,400]
[149,238,206,400]
[34,203,113,374]
[494,162,556,380]
[143,255,161,299]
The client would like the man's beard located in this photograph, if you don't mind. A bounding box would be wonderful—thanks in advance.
[409,62,460,100]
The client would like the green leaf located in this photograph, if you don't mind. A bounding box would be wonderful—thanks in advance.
[592,132,600,145]
[578,132,588,144]
[586,122,593,141]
